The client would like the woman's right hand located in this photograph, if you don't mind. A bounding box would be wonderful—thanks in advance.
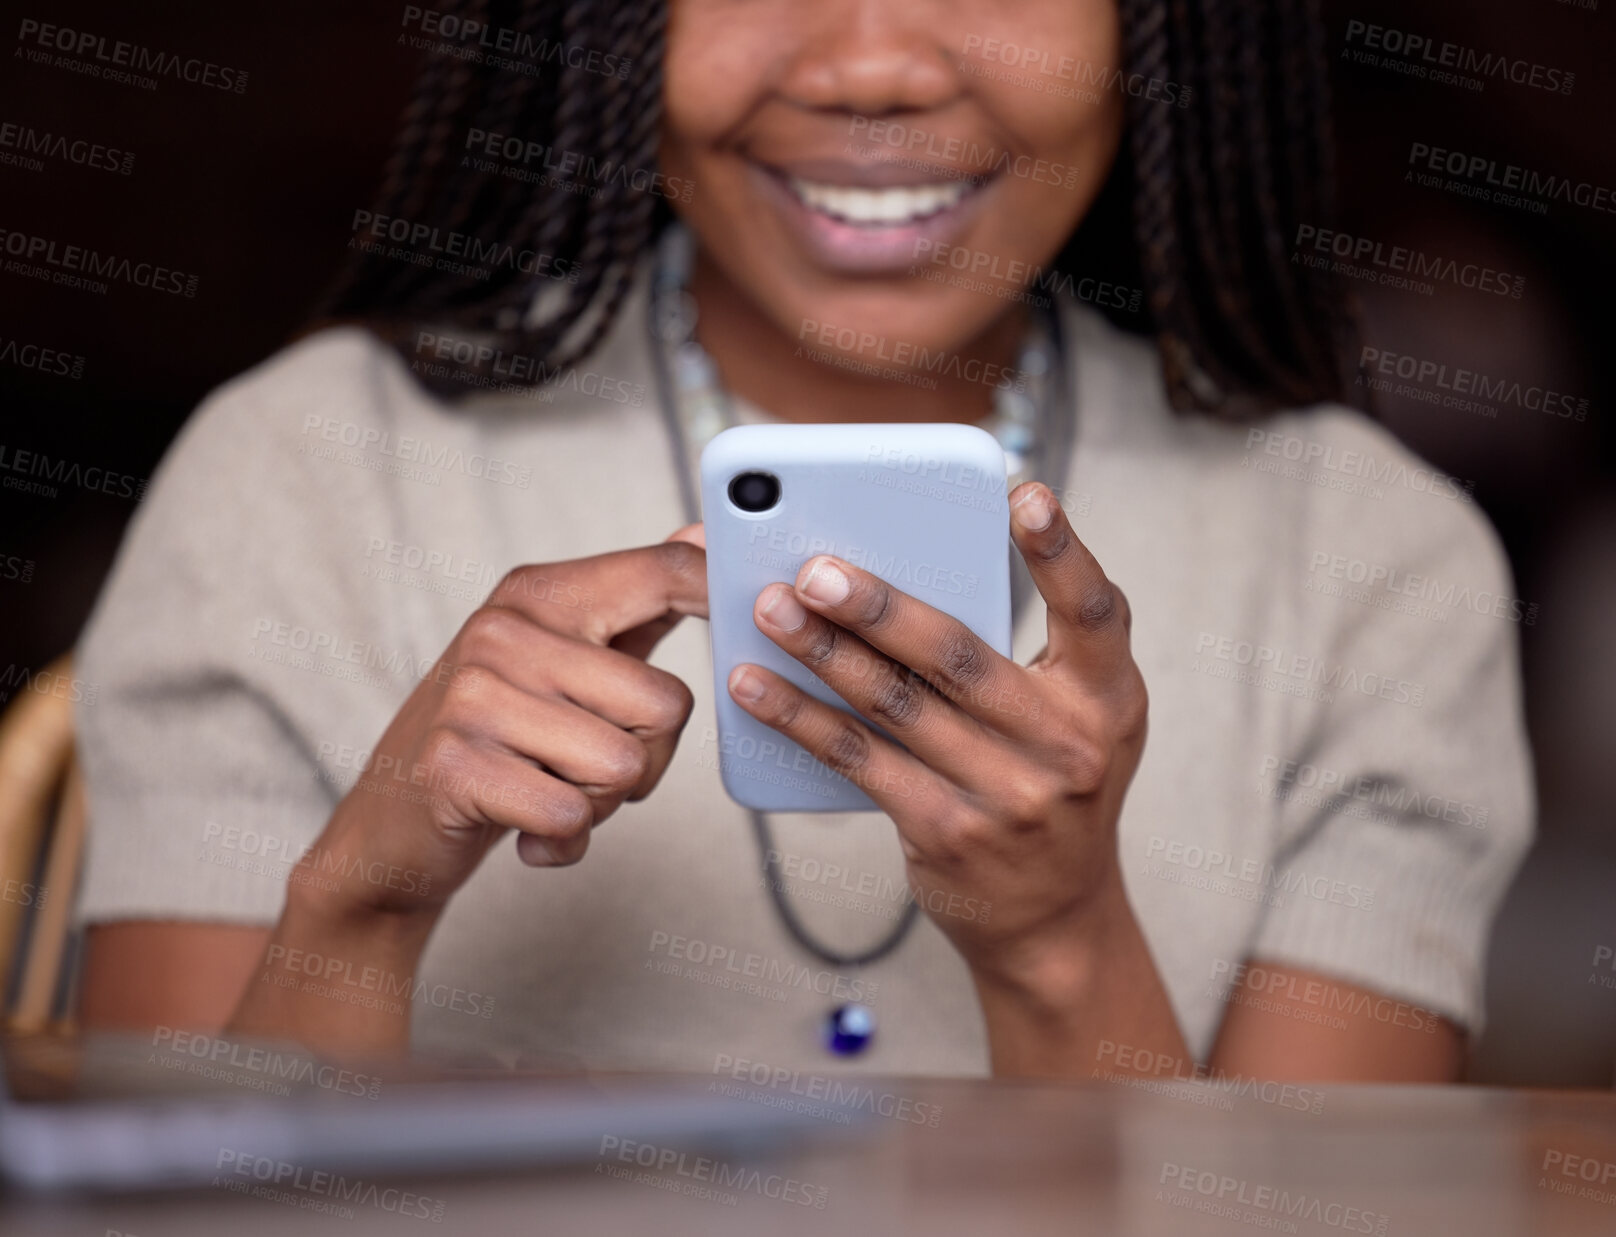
[297,535,708,923]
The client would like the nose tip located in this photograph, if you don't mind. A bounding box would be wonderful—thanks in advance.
[778,15,961,117]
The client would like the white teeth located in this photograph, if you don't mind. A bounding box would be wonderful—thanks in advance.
[788,177,971,225]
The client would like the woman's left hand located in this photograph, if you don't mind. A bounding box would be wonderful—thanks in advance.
[728,482,1149,999]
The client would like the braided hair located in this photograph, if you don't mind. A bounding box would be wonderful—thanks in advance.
[322,0,1356,417]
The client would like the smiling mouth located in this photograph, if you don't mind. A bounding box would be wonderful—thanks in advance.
[783,174,983,227]
[751,157,994,273]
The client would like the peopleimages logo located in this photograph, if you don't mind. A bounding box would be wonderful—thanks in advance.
[299,412,533,488]
[150,1027,383,1099]
[0,662,98,707]
[1242,427,1476,503]
[0,227,198,297]
[796,318,1028,392]
[0,443,146,501]
[0,335,86,379]
[710,1053,944,1127]
[348,209,580,285]
[199,818,433,898]
[1359,345,1589,423]
[262,945,495,1020]
[1208,960,1442,1034]
[0,120,134,174]
[464,129,692,202]
[597,1136,829,1208]
[15,18,249,94]
[846,116,1085,190]
[1094,1041,1327,1114]
[1407,141,1615,217]
[1259,755,1490,830]
[1293,224,1524,299]
[761,848,992,924]
[647,930,878,1005]
[1343,19,1574,97]
[1158,1162,1391,1234]
[361,534,500,599]
[959,35,1192,107]
[412,331,647,405]
[1540,1148,1616,1205]
[1193,630,1426,708]
[214,1150,446,1220]
[1590,944,1616,992]
[400,5,630,79]
[1306,550,1538,626]
[1,878,45,909]
[910,239,1143,313]
[743,524,979,599]
[1144,834,1376,910]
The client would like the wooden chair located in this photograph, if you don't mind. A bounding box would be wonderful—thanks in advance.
[0,654,86,1033]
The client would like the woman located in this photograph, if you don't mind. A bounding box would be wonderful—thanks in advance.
[74,0,1531,1082]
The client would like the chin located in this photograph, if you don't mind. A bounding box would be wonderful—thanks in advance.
[770,278,1017,363]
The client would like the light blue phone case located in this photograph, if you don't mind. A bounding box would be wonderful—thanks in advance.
[700,423,1012,812]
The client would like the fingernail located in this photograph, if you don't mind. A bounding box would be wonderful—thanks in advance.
[1012,487,1055,532]
[800,558,850,604]
[760,586,807,631]
[729,666,766,703]
[516,833,555,867]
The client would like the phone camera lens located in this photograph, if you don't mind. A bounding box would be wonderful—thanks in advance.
[728,471,781,513]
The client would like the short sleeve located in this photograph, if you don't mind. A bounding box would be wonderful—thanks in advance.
[1246,416,1535,1034]
[74,331,416,926]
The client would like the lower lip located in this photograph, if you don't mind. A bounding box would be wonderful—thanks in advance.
[752,165,992,275]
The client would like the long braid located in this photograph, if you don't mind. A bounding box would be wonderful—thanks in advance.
[1121,0,1235,406]
[394,0,489,230]
[369,0,494,309]
[465,0,663,374]
[1175,0,1297,390]
[460,2,580,332]
[1266,0,1340,393]
[1235,4,1299,367]
[428,8,542,242]
[1118,0,1354,414]
[406,0,665,388]
[531,2,644,356]
[412,2,569,314]
[1203,0,1309,396]
[1240,0,1351,405]
[545,0,666,367]
[1293,0,1356,395]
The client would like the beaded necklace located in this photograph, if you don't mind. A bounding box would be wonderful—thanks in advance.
[647,224,1070,1056]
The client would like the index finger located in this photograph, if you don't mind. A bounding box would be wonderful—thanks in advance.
[666,522,705,550]
[487,541,708,646]
[1008,482,1131,669]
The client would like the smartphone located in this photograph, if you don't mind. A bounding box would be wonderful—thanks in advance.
[700,423,1012,812]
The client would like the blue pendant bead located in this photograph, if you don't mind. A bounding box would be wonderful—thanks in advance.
[824,1003,876,1056]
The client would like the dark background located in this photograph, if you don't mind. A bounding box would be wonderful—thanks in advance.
[2,2,1611,1084]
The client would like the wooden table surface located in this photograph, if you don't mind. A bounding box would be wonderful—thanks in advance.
[4,1074,1615,1236]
